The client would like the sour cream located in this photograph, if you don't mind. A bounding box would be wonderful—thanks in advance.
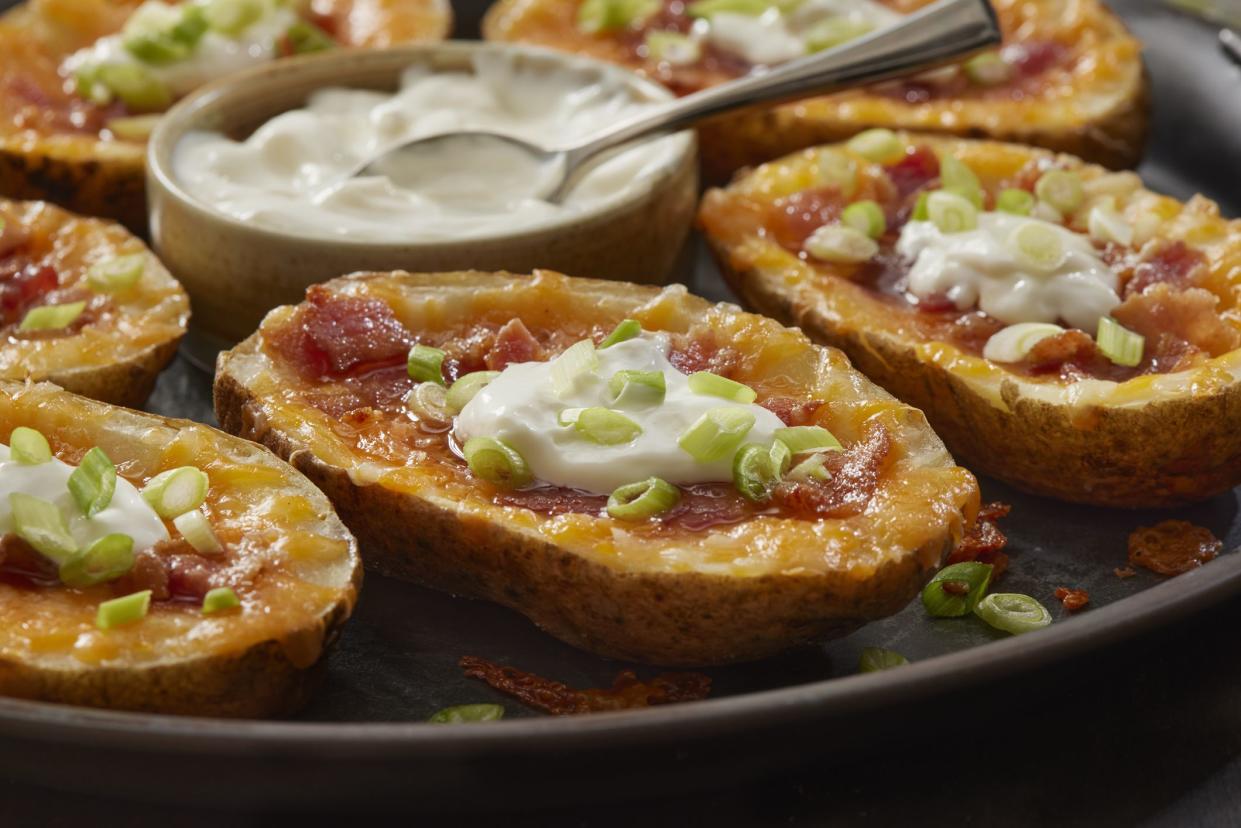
[896,213,1121,331]
[454,335,785,494]
[700,0,902,66]
[171,53,683,242]
[0,444,169,553]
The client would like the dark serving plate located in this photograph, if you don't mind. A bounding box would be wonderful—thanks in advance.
[1,0,1239,812]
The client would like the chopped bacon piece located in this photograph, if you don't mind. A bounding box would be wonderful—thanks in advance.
[1025,330,1099,372]
[1128,520,1221,576]
[884,146,940,200]
[949,312,1006,353]
[1002,41,1066,77]
[0,534,58,587]
[1112,284,1240,360]
[667,329,742,377]
[485,318,544,370]
[760,397,824,426]
[946,501,1011,580]
[1054,586,1090,612]
[272,286,413,379]
[114,549,171,601]
[495,488,608,516]
[1123,241,1207,297]
[460,656,711,715]
[764,187,846,250]
[442,325,496,381]
[0,264,59,327]
[773,424,892,519]
[1114,566,1137,579]
[111,541,220,603]
[660,483,756,531]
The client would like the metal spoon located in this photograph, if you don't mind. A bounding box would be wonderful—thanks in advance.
[353,0,1001,203]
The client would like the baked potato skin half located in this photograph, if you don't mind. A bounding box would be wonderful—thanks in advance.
[0,0,453,234]
[0,381,361,717]
[700,134,1241,508]
[483,0,1149,178]
[214,270,980,666]
[0,198,187,407]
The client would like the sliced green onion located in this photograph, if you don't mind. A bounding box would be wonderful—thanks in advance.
[788,452,830,482]
[59,534,135,588]
[805,17,875,52]
[428,704,506,724]
[686,0,767,17]
[87,254,145,292]
[607,477,680,520]
[974,593,1052,635]
[841,200,886,239]
[804,224,879,263]
[911,191,930,222]
[859,647,909,672]
[19,301,86,332]
[202,586,241,615]
[96,63,172,112]
[550,339,599,397]
[446,371,500,414]
[599,318,642,349]
[1009,220,1066,272]
[171,4,209,46]
[9,426,51,464]
[557,407,584,427]
[285,20,334,53]
[963,51,1012,86]
[405,382,451,426]
[775,425,842,455]
[687,371,757,403]
[817,150,858,198]
[572,407,642,445]
[644,31,701,65]
[578,0,660,31]
[105,114,161,142]
[1097,316,1144,367]
[141,466,209,519]
[174,508,224,555]
[996,188,1035,216]
[678,407,755,463]
[732,443,781,502]
[67,447,117,518]
[921,561,993,617]
[9,493,77,565]
[846,128,905,164]
[205,0,263,35]
[982,322,1065,363]
[926,191,978,234]
[608,369,666,407]
[74,65,113,106]
[123,32,189,64]
[463,437,532,488]
[769,439,791,475]
[406,344,446,385]
[1034,170,1084,215]
[1087,202,1134,246]
[95,590,151,630]
[937,152,983,208]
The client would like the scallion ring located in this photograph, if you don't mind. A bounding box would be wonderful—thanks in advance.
[769,439,792,475]
[141,466,209,519]
[9,426,51,465]
[1097,316,1144,367]
[463,437,532,488]
[67,446,117,518]
[598,318,642,349]
[202,586,241,615]
[804,224,879,263]
[775,425,842,455]
[606,477,681,520]
[96,590,152,630]
[406,344,446,386]
[974,592,1052,635]
[788,452,830,482]
[174,508,224,555]
[446,371,500,414]
[572,407,643,445]
[550,338,599,397]
[1034,170,1084,215]
[8,492,77,565]
[995,188,1035,216]
[859,647,909,672]
[921,561,993,617]
[678,407,756,463]
[428,704,506,724]
[816,150,858,198]
[927,190,978,234]
[405,382,451,427]
[19,301,86,332]
[846,128,905,164]
[608,369,666,407]
[687,371,757,403]
[841,200,886,239]
[59,534,135,588]
[937,152,983,208]
[1009,220,1067,272]
[87,254,145,292]
[732,443,782,502]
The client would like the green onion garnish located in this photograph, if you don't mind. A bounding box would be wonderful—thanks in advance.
[981,322,1065,363]
[106,114,162,141]
[963,51,1012,86]
[1096,316,1144,367]
[572,407,643,445]
[550,339,599,397]
[285,20,334,54]
[911,191,930,221]
[1087,202,1134,246]
[463,437,532,488]
[921,561,993,617]
[644,31,702,65]
[205,0,263,35]
[937,152,983,208]
[606,477,681,520]
[446,371,500,414]
[87,254,145,292]
[202,586,241,615]
[787,452,830,482]
[974,593,1052,635]
[59,534,135,588]
[123,32,189,65]
[8,492,77,565]
[578,0,660,32]
[1034,170,1084,215]
[732,443,782,502]
[141,466,209,519]
[9,426,51,464]
[428,704,506,724]
[817,150,858,198]
[687,371,757,404]
[67,446,117,518]
[406,344,446,386]
[805,17,874,51]
[996,188,1035,216]
[804,224,879,263]
[686,0,767,17]
[599,318,642,349]
[608,369,666,407]
[1009,220,1066,272]
[926,191,978,234]
[859,647,909,672]
[19,301,86,332]
[775,425,842,455]
[405,381,451,426]
[96,590,152,630]
[96,63,171,112]
[171,4,209,46]
[678,407,755,463]
[769,439,792,475]
[174,508,224,555]
[846,128,905,164]
[841,200,886,239]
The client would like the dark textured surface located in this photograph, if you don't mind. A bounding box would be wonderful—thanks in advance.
[3,0,1241,822]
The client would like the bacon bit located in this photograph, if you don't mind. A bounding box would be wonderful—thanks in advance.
[0,534,58,588]
[495,488,608,516]
[1123,241,1207,297]
[773,424,892,519]
[485,318,545,370]
[1003,40,1066,77]
[1128,520,1222,577]
[884,146,940,200]
[941,580,970,596]
[1054,587,1090,612]
[0,264,59,327]
[1025,330,1099,372]
[1114,566,1137,579]
[948,312,1006,354]
[496,482,758,531]
[441,325,496,381]
[759,396,824,426]
[1112,284,1240,360]
[947,501,1011,580]
[270,286,413,379]
[459,656,711,715]
[113,549,170,601]
[667,329,742,377]
[764,187,846,250]
[111,541,221,603]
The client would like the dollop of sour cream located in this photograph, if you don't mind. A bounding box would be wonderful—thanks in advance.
[896,213,1121,331]
[454,335,785,494]
[701,0,902,66]
[172,53,683,242]
[0,444,169,553]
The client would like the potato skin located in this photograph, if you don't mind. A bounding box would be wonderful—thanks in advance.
[0,143,146,237]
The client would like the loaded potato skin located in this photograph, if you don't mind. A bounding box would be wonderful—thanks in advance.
[214,270,979,666]
[700,133,1241,507]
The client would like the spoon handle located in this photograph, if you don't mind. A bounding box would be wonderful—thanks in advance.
[561,0,1001,167]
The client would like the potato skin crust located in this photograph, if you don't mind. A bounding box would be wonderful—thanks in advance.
[702,135,1241,508]
[215,270,978,666]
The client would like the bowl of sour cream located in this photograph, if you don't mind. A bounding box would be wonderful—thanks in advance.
[146,42,697,354]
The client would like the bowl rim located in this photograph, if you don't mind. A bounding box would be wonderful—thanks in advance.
[146,41,697,250]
